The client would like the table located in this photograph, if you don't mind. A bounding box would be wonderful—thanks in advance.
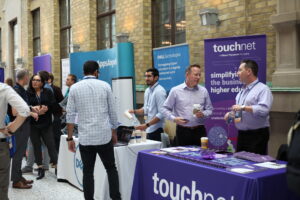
[57,135,162,200]
[131,150,300,200]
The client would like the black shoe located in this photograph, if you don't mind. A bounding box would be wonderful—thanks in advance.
[36,168,45,180]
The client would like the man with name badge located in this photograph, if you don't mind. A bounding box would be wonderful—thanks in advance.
[224,59,273,155]
[161,64,213,146]
[66,60,121,200]
[129,68,167,141]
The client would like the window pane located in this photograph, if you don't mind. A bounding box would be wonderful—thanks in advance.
[13,23,19,65]
[60,0,70,27]
[32,9,40,38]
[97,0,110,14]
[111,0,115,10]
[97,16,110,49]
[60,29,70,58]
[33,39,40,57]
[111,14,116,47]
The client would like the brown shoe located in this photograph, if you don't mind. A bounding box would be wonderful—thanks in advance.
[12,181,32,189]
[21,177,34,184]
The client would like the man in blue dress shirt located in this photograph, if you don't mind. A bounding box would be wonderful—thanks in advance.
[224,59,273,155]
[161,64,213,146]
[129,68,167,141]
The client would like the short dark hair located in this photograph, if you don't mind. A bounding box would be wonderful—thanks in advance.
[241,59,258,77]
[68,74,77,83]
[185,64,201,74]
[146,68,159,77]
[49,73,54,82]
[83,60,99,75]
[38,70,50,81]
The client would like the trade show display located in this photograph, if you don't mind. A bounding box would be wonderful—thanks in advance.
[57,135,162,200]
[131,147,299,200]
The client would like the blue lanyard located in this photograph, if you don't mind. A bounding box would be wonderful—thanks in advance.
[237,81,259,105]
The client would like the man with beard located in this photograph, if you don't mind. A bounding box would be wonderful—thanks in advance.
[129,68,167,141]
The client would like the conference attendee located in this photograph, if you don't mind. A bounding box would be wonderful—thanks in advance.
[5,77,14,87]
[66,60,121,200]
[48,73,64,152]
[10,70,38,189]
[38,70,53,93]
[224,59,273,155]
[161,64,213,146]
[27,74,58,180]
[60,74,78,136]
[0,82,30,200]
[129,68,166,141]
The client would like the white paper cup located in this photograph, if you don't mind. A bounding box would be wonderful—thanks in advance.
[124,110,133,119]
[141,131,147,142]
[135,130,142,143]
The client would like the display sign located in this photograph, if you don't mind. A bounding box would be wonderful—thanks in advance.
[153,44,190,92]
[33,54,52,74]
[61,58,70,96]
[204,35,266,150]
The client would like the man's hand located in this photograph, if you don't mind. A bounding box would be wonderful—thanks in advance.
[30,112,39,121]
[68,140,76,153]
[128,109,134,114]
[135,124,147,131]
[224,112,230,121]
[112,129,118,144]
[195,111,204,118]
[174,117,188,125]
[0,127,11,136]
[232,105,242,112]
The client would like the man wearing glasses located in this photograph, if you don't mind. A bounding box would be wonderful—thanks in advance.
[129,68,167,141]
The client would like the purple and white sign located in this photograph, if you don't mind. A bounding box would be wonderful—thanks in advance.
[0,68,4,82]
[204,35,266,150]
[33,54,52,74]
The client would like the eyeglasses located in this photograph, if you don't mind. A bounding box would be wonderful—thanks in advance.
[32,79,41,82]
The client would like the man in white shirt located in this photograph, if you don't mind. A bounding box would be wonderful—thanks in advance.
[0,82,30,200]
[66,61,121,200]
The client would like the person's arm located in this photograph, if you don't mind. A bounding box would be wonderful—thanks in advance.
[129,108,144,116]
[201,88,213,118]
[5,87,30,134]
[106,85,118,144]
[66,87,77,152]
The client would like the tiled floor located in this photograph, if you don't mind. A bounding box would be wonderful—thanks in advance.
[8,160,84,200]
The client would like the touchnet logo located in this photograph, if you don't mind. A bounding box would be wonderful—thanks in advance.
[74,144,83,188]
[213,41,256,53]
[152,173,235,200]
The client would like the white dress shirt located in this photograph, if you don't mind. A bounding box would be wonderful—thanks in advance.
[66,76,118,146]
[0,83,30,138]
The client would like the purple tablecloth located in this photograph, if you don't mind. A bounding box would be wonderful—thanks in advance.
[131,150,300,200]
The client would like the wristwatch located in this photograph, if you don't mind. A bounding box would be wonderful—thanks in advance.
[146,123,150,127]
[241,105,246,111]
[66,137,73,142]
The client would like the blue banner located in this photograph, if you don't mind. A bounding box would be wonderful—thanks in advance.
[153,44,190,92]
[69,43,136,126]
[0,68,4,82]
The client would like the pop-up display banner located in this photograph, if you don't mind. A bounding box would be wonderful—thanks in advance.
[204,35,266,150]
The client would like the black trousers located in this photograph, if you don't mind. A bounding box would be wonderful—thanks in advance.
[30,125,58,166]
[52,115,62,153]
[11,120,30,182]
[237,127,270,155]
[147,128,163,142]
[79,140,121,200]
[176,125,206,146]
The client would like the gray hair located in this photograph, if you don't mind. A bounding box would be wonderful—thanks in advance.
[16,69,29,80]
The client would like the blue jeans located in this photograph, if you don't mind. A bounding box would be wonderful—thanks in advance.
[79,140,121,200]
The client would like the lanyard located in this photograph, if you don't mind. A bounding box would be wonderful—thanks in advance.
[36,93,41,105]
[237,81,259,105]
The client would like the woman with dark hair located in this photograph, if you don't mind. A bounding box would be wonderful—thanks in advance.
[27,74,58,180]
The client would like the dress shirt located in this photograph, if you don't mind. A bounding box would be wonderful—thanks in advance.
[0,83,30,138]
[235,79,273,130]
[66,76,118,146]
[143,82,167,133]
[162,82,213,127]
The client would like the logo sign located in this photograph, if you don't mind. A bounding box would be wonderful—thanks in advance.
[74,144,83,188]
[153,44,190,92]
[204,35,266,150]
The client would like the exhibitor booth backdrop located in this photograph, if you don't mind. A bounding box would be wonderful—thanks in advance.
[70,42,135,126]
[0,68,4,82]
[205,34,267,150]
